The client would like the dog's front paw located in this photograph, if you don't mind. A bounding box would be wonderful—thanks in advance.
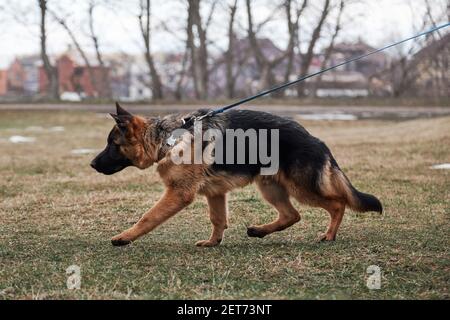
[195,239,221,247]
[111,234,132,247]
[316,233,335,242]
[247,226,267,238]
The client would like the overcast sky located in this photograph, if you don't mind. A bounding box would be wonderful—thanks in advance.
[0,0,448,68]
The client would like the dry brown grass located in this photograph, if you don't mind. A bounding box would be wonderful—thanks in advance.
[0,110,449,299]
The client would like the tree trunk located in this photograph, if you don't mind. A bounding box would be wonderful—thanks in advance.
[38,0,59,100]
[139,0,164,100]
[245,0,266,68]
[283,0,308,96]
[245,0,274,91]
[88,2,111,99]
[187,0,209,99]
[49,9,98,98]
[297,0,331,97]
[313,0,345,97]
[283,0,295,84]
[186,4,199,98]
[175,43,189,100]
[225,0,238,99]
[246,0,295,94]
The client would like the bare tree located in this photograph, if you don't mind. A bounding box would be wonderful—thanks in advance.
[138,0,164,100]
[38,0,59,100]
[225,0,238,99]
[448,0,450,21]
[313,0,345,96]
[186,0,214,99]
[174,45,190,100]
[88,1,111,98]
[246,0,289,93]
[158,16,189,100]
[296,0,331,97]
[245,0,314,96]
[385,0,448,97]
[283,0,308,85]
[48,8,99,97]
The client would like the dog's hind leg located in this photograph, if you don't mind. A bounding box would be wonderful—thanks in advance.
[196,194,228,247]
[317,200,346,242]
[247,180,300,238]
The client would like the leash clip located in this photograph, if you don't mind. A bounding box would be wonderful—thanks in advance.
[167,109,216,146]
[194,110,215,122]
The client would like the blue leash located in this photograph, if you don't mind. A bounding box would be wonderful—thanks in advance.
[189,22,449,122]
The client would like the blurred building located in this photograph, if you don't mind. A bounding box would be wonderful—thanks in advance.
[2,55,41,97]
[210,37,290,98]
[409,33,449,98]
[107,53,131,100]
[107,53,153,101]
[0,70,7,95]
[331,41,388,75]
[313,41,390,97]
[374,33,449,98]
[39,53,111,99]
[209,37,391,98]
[3,36,444,101]
[0,49,112,100]
[157,52,191,99]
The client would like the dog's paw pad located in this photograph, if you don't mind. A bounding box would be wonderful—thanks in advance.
[111,239,131,247]
[247,226,266,238]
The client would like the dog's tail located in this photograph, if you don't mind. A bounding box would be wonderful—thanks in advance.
[336,170,382,213]
[347,184,383,213]
[323,160,382,213]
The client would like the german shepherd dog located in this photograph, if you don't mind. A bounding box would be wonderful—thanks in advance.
[91,103,382,247]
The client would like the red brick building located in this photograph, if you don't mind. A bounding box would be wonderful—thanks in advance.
[7,59,28,94]
[0,70,7,96]
[2,56,41,96]
[39,54,110,98]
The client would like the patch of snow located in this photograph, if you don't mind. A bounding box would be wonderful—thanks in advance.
[9,136,36,143]
[49,126,65,132]
[298,113,357,121]
[25,126,45,132]
[71,148,98,155]
[430,163,450,170]
[61,91,82,102]
[25,126,65,132]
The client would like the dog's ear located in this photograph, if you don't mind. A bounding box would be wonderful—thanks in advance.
[116,102,132,117]
[110,115,132,135]
[110,102,133,133]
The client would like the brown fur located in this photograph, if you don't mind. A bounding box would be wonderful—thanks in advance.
[115,116,160,169]
[106,109,374,247]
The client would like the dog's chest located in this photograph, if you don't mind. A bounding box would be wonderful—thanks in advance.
[199,172,253,196]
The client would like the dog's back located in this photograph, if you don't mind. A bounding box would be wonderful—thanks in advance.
[207,109,382,215]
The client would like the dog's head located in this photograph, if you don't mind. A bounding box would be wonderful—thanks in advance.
[91,103,160,175]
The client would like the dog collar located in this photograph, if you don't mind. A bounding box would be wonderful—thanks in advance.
[165,117,187,147]
[166,135,177,146]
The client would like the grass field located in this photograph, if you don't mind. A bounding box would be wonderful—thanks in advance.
[0,110,449,300]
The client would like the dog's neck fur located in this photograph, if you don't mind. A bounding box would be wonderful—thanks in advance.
[142,115,183,164]
[141,110,222,165]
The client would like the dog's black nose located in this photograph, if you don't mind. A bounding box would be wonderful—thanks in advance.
[90,160,97,169]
